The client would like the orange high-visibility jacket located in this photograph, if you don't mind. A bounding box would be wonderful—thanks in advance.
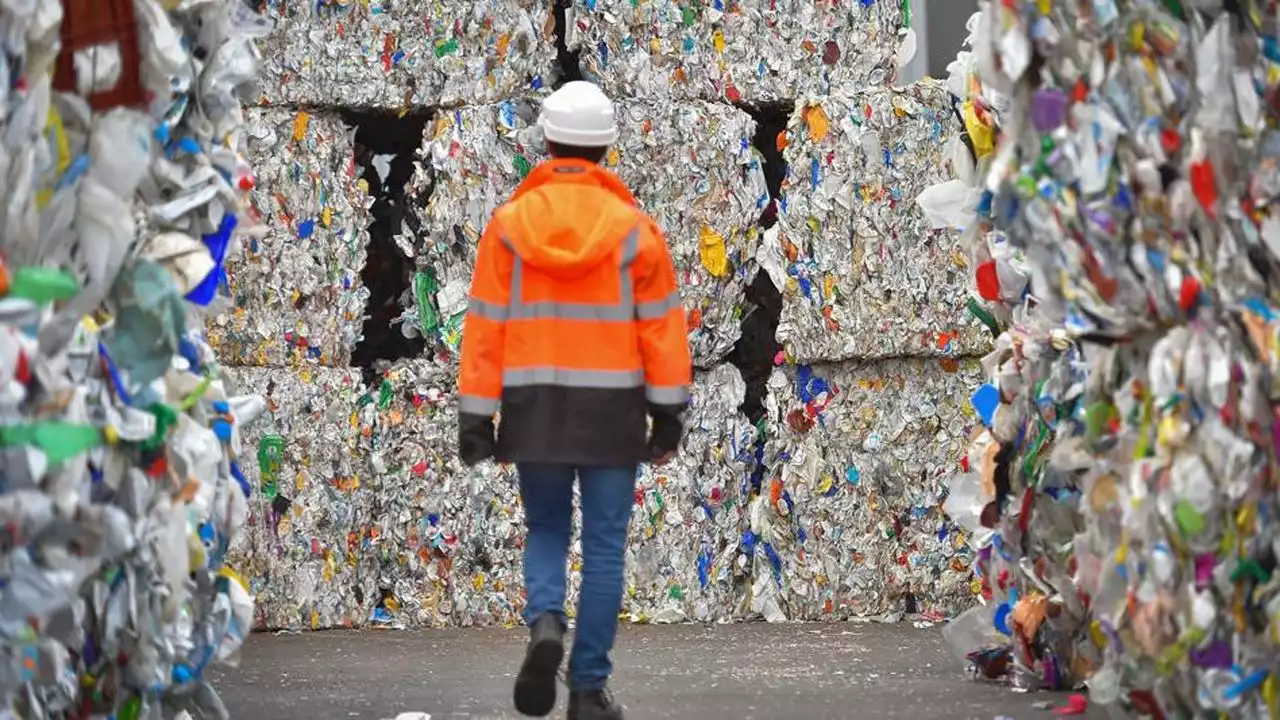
[457,158,693,466]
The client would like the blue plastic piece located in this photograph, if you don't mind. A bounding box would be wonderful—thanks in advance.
[212,418,232,442]
[229,462,252,498]
[186,213,238,306]
[971,384,1000,426]
[993,602,1012,635]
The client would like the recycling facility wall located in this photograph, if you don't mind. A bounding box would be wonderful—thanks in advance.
[220,0,991,630]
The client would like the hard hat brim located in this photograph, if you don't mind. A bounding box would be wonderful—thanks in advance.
[539,116,619,147]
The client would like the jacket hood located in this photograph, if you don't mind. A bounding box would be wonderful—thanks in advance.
[497,159,640,278]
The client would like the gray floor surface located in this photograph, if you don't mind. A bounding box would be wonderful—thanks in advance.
[210,623,1105,719]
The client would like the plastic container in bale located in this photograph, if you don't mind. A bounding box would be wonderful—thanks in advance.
[53,0,145,111]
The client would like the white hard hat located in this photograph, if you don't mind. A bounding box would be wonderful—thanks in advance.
[538,81,618,147]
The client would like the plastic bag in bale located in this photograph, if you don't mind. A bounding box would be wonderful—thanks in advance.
[411,98,768,366]
[623,364,756,623]
[568,0,908,103]
[255,0,557,109]
[748,358,982,623]
[208,109,372,367]
[768,80,989,363]
[224,366,377,631]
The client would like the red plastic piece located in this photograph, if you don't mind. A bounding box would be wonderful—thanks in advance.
[1179,275,1201,311]
[14,352,30,385]
[975,260,1002,301]
[1190,161,1218,217]
[1053,694,1089,716]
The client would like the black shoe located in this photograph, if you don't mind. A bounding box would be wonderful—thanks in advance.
[513,614,565,716]
[567,689,624,720]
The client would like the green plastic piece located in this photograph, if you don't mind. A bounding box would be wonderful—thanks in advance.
[513,154,532,179]
[434,37,458,57]
[379,378,394,409]
[1085,402,1114,440]
[119,696,142,720]
[258,435,285,499]
[442,312,466,352]
[7,267,79,304]
[1230,558,1272,585]
[414,270,440,335]
[1022,422,1049,481]
[966,297,1001,336]
[177,374,214,411]
[141,403,178,452]
[0,422,102,465]
[1174,500,1206,536]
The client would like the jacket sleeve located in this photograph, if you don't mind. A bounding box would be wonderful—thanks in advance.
[457,221,513,464]
[631,219,693,456]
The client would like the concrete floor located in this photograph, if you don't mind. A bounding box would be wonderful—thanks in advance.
[210,623,1101,720]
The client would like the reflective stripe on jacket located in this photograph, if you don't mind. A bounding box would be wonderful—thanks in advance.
[457,158,693,465]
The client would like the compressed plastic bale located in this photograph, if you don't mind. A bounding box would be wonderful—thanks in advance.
[768,80,990,363]
[364,361,758,628]
[748,358,982,622]
[224,366,377,630]
[936,2,1280,713]
[0,1,271,715]
[207,108,372,367]
[401,101,540,354]
[363,358,526,628]
[255,0,557,109]
[406,98,768,366]
[623,364,756,623]
[568,0,909,103]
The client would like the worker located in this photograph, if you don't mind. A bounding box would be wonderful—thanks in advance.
[456,81,693,720]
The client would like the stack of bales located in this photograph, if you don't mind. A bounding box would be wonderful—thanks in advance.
[229,0,986,628]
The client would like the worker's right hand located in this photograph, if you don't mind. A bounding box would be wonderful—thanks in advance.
[458,416,497,466]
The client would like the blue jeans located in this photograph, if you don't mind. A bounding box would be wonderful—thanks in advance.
[518,463,637,691]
